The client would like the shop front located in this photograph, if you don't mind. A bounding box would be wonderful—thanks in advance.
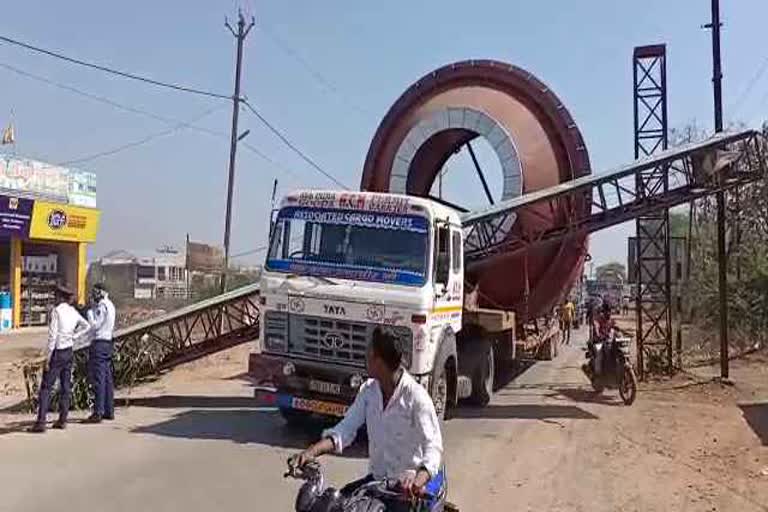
[0,196,100,328]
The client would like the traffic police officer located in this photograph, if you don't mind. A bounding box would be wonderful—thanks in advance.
[29,285,90,433]
[86,283,116,423]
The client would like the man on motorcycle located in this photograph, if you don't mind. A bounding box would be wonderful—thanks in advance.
[591,300,628,375]
[290,327,444,510]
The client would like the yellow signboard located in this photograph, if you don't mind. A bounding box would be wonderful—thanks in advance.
[29,201,100,242]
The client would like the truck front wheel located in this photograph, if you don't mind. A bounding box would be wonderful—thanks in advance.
[469,339,494,407]
[431,363,449,421]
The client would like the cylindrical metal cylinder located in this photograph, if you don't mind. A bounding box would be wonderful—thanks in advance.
[361,60,591,320]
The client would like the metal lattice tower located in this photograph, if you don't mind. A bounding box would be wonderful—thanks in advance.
[633,44,673,378]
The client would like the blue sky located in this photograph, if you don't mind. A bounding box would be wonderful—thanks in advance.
[1,0,766,268]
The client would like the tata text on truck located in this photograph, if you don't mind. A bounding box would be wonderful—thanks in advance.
[251,190,558,421]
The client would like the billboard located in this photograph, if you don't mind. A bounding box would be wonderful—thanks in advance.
[0,196,34,238]
[0,155,97,207]
[29,201,100,242]
[186,241,224,272]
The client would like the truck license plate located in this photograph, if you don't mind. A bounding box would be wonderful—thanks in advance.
[309,379,341,395]
[292,397,348,417]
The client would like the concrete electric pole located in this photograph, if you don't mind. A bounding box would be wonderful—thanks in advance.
[221,10,254,294]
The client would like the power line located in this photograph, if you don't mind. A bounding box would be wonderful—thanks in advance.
[0,61,305,183]
[258,25,371,117]
[230,244,268,259]
[729,55,768,119]
[0,33,232,101]
[59,106,224,166]
[242,99,349,189]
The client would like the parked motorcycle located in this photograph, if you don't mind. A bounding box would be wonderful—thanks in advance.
[285,459,459,511]
[582,329,638,405]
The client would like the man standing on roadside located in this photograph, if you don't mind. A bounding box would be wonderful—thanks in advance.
[29,286,90,433]
[86,283,116,423]
[558,300,575,345]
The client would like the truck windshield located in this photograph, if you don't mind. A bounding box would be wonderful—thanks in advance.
[266,206,429,286]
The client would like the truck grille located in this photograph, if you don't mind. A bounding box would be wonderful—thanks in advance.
[288,314,412,367]
[262,311,290,352]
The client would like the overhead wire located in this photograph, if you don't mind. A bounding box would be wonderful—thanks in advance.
[258,24,372,117]
[0,61,304,182]
[729,55,768,120]
[241,99,349,189]
[0,33,232,101]
[58,105,224,166]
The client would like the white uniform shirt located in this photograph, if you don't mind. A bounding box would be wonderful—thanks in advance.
[87,295,116,340]
[322,370,443,479]
[46,303,90,358]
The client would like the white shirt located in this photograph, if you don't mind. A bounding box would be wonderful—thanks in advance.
[87,295,116,340]
[46,302,90,358]
[322,370,443,479]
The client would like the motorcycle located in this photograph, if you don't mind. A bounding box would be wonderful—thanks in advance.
[285,459,459,512]
[582,328,638,405]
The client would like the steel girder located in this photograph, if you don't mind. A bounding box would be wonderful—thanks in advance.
[23,284,260,410]
[462,130,766,262]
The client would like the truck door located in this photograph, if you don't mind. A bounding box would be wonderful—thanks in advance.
[433,223,462,332]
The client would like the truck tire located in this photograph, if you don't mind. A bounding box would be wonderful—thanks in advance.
[469,339,494,407]
[431,361,450,421]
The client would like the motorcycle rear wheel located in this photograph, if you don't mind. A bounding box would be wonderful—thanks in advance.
[618,365,638,405]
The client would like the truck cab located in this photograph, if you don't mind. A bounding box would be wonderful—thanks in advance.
[255,190,466,421]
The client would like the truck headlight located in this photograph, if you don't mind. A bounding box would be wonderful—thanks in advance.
[350,373,364,389]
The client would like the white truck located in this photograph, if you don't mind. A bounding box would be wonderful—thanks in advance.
[252,189,557,422]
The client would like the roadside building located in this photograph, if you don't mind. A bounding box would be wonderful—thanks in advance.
[0,154,100,328]
[91,246,188,300]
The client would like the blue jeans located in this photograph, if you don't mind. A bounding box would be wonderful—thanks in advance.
[89,340,114,417]
[36,348,73,424]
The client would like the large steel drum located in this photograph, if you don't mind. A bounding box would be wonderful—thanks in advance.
[360,60,591,320]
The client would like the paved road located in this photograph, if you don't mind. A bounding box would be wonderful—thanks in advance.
[0,332,587,512]
[3,328,764,512]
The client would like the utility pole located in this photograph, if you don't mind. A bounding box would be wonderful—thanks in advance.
[221,11,255,294]
[705,0,729,379]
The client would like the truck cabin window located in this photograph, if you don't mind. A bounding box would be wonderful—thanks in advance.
[434,224,450,287]
[267,207,429,286]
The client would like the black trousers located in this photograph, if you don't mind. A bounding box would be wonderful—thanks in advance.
[89,339,114,417]
[36,348,73,424]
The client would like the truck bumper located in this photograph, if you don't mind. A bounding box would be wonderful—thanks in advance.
[254,386,349,418]
[250,352,362,418]
[250,353,432,418]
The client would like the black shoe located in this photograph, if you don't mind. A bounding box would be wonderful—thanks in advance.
[52,420,67,430]
[84,414,102,424]
[28,423,46,433]
[103,415,114,421]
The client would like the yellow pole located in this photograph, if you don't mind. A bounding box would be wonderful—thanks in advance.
[77,242,87,306]
[10,238,22,328]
